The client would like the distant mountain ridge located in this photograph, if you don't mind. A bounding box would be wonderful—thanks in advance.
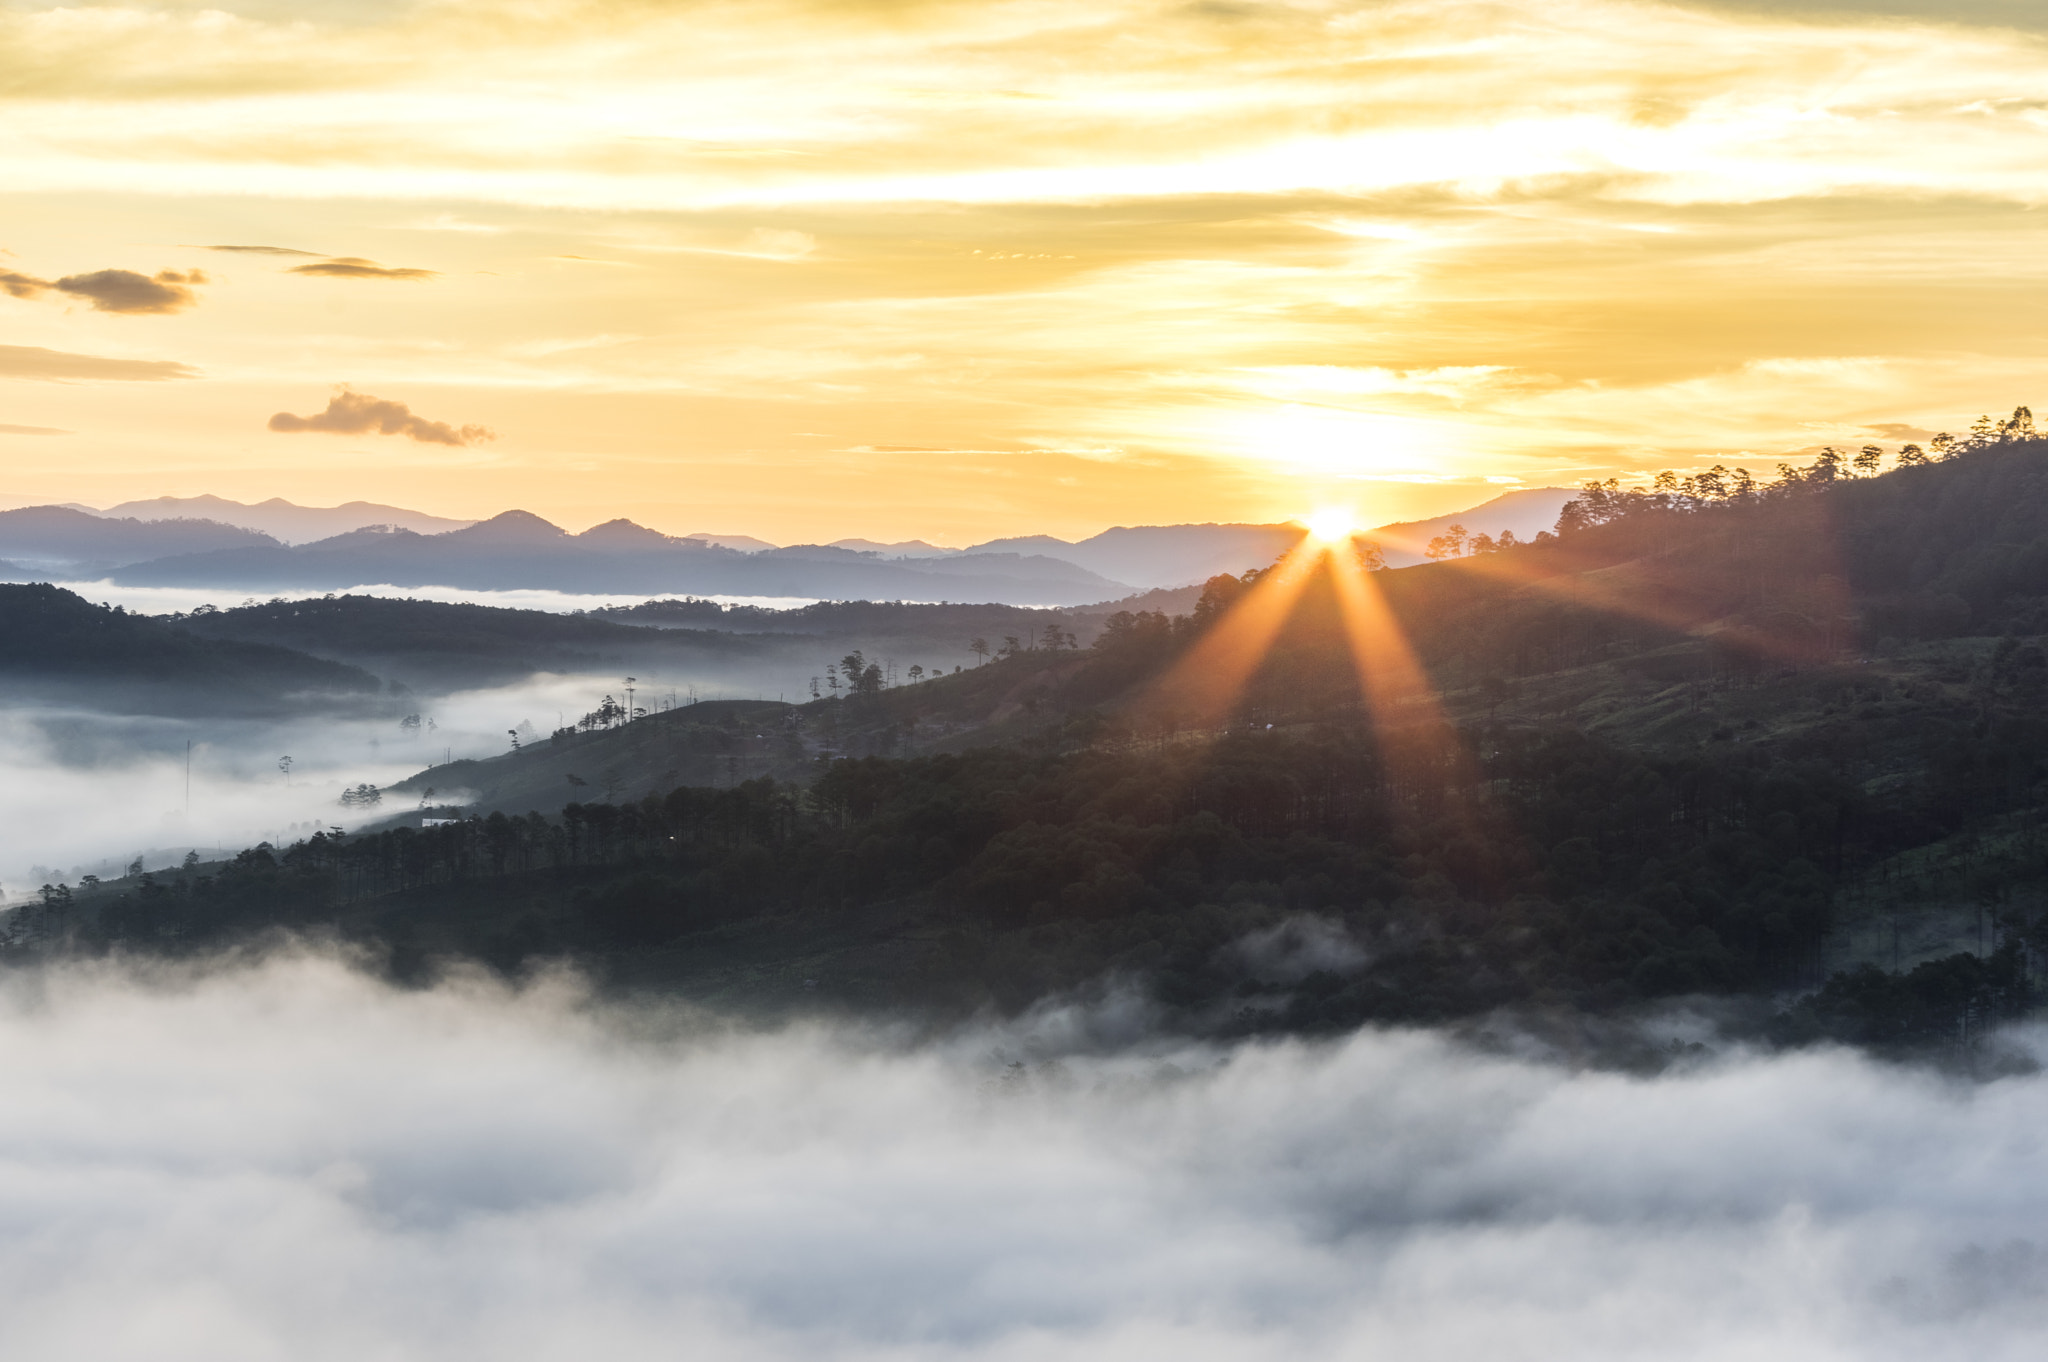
[1367,487,1578,567]
[102,510,1134,607]
[93,494,474,544]
[966,524,1303,589]
[959,490,1579,585]
[3,488,1586,601]
[0,505,276,575]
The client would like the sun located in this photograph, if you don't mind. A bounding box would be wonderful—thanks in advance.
[1304,507,1356,543]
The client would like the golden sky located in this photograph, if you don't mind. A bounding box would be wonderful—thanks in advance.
[4,0,2048,544]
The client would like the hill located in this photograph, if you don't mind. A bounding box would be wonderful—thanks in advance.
[40,434,2048,1050]
[0,583,383,715]
[1367,487,1578,566]
[174,592,1177,696]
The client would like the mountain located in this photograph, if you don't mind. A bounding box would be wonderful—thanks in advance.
[50,489,1577,589]
[961,491,1581,588]
[1366,486,1579,566]
[110,511,1133,606]
[95,494,475,544]
[828,537,960,558]
[970,523,1306,589]
[683,531,779,552]
[0,582,381,714]
[0,506,276,576]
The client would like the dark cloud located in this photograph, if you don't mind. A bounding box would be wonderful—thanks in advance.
[268,389,493,446]
[204,244,322,256]
[288,256,437,280]
[59,268,205,314]
[1,268,205,314]
[0,423,70,435]
[0,344,198,381]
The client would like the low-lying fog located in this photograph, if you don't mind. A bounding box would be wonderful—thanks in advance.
[0,669,742,895]
[1,950,2043,1360]
[48,579,826,616]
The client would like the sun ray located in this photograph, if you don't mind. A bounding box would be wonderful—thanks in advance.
[1135,538,1322,733]
[1325,538,1479,804]
[1417,510,1854,671]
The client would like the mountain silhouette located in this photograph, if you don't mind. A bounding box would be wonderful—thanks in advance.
[107,512,1132,606]
[0,506,276,575]
[93,494,474,543]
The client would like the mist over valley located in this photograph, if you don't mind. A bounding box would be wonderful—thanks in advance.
[14,0,2048,1349]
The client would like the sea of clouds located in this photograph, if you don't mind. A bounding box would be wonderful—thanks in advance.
[1,949,2045,1360]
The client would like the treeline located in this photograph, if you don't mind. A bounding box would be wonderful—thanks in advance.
[0,582,381,708]
[47,701,2042,1034]
[1554,405,2037,533]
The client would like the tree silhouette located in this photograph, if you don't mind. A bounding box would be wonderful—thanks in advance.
[970,637,990,666]
[1425,524,1470,561]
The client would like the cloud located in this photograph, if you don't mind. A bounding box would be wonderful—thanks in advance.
[268,389,493,446]
[0,345,198,382]
[2,268,205,314]
[287,256,437,280]
[0,951,2046,1358]
[204,244,322,256]
[0,424,69,435]
[54,269,206,314]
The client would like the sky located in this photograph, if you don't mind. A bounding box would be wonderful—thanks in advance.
[4,0,2048,544]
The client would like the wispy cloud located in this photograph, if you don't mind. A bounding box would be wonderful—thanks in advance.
[0,423,69,435]
[287,256,436,281]
[268,389,493,446]
[0,345,197,382]
[203,244,322,256]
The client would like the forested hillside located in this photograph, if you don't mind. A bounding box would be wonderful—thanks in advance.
[32,429,2048,1048]
[172,592,1158,695]
[0,583,383,714]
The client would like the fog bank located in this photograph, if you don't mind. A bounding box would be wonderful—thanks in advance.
[1,952,2045,1360]
[0,670,729,891]
[44,579,824,616]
